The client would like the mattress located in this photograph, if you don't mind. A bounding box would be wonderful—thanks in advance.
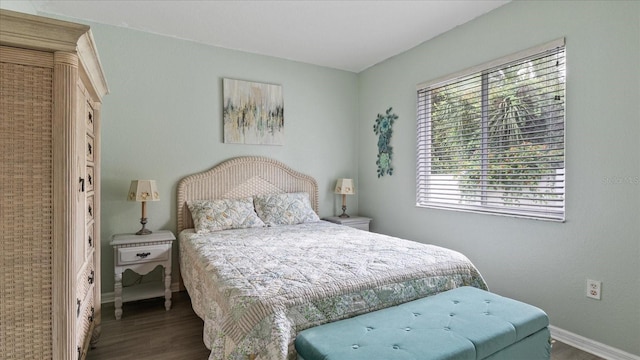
[179,221,487,360]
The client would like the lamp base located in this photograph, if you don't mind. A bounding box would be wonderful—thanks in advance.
[339,205,350,218]
[135,217,153,235]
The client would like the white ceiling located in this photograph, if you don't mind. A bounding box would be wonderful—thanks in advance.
[30,0,509,72]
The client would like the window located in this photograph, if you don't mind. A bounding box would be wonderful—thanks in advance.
[416,39,565,221]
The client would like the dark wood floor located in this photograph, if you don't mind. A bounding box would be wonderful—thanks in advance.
[88,292,210,360]
[88,291,604,360]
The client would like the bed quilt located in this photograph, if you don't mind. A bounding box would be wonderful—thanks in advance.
[179,221,487,360]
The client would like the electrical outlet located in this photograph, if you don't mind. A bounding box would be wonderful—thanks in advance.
[586,279,602,300]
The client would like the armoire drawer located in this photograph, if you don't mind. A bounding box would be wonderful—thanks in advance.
[86,166,94,192]
[86,195,94,222]
[76,284,95,359]
[86,103,94,134]
[86,223,95,258]
[116,244,170,265]
[76,260,95,303]
[86,134,94,162]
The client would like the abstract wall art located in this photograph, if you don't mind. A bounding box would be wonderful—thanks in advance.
[223,78,284,145]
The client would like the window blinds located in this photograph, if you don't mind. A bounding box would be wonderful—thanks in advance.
[416,39,566,221]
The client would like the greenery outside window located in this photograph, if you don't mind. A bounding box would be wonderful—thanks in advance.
[416,39,566,221]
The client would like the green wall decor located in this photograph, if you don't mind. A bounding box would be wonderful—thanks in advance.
[373,107,398,177]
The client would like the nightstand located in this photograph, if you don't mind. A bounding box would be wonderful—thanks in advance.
[323,216,372,231]
[110,230,176,320]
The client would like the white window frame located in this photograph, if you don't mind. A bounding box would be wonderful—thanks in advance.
[416,38,566,221]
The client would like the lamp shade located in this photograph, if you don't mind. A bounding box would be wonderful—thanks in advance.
[128,180,160,202]
[334,178,355,195]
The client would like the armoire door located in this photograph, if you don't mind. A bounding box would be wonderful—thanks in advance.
[0,45,55,358]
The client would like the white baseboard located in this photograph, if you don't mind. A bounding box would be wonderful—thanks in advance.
[101,281,181,304]
[550,325,640,360]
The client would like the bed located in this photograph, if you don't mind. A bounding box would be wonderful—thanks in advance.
[176,156,488,360]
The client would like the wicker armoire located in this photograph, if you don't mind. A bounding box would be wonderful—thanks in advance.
[0,10,108,360]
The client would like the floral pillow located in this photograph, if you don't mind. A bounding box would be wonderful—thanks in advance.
[253,192,320,226]
[187,197,265,233]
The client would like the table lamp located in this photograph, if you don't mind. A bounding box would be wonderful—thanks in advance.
[334,178,355,218]
[128,180,160,235]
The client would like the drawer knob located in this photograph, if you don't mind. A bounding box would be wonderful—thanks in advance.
[136,252,151,259]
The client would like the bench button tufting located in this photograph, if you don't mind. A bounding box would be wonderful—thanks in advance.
[393,345,400,350]
[444,326,451,331]
[413,312,420,317]
[449,313,455,317]
[366,326,374,331]
[452,300,459,304]
[405,327,411,331]
[352,344,359,349]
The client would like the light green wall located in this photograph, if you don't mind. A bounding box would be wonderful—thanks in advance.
[0,1,36,14]
[357,1,639,355]
[84,23,360,299]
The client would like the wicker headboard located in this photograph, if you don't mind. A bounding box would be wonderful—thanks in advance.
[176,156,319,233]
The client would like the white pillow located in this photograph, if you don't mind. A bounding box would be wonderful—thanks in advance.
[253,192,320,226]
[187,197,265,233]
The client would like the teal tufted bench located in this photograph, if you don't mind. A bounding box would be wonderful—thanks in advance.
[295,286,550,360]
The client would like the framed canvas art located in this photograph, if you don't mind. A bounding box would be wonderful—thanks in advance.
[223,78,284,145]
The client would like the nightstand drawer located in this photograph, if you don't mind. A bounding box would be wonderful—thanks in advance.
[348,222,370,231]
[323,216,372,232]
[117,244,170,265]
